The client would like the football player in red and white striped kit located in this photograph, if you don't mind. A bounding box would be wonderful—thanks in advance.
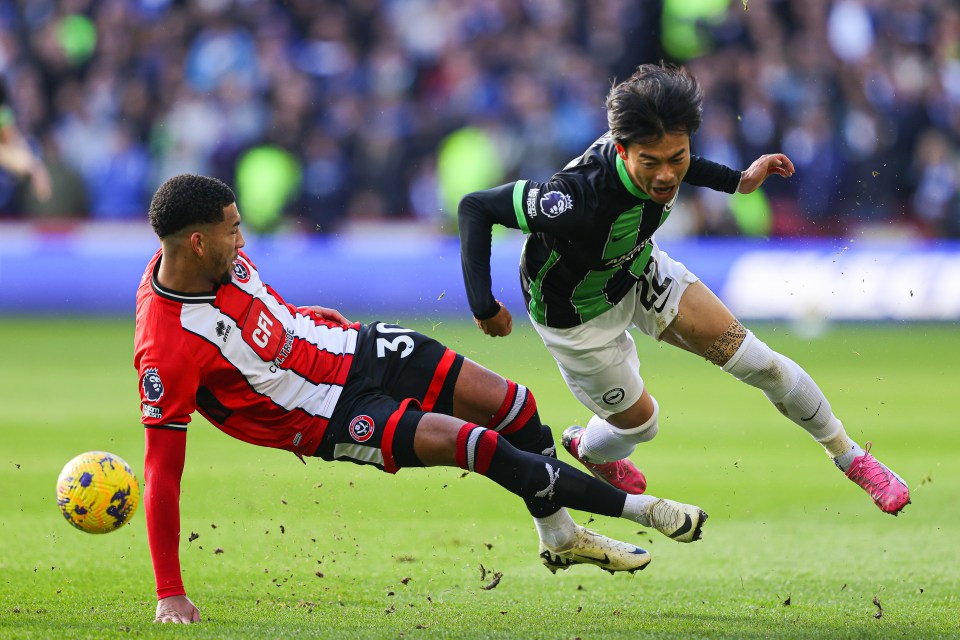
[137,174,707,624]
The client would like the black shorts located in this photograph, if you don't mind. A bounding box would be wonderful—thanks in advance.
[315,322,464,473]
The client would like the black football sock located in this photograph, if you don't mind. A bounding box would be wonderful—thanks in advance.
[455,424,626,518]
[484,381,563,518]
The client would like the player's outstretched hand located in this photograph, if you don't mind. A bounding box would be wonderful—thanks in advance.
[154,595,201,624]
[299,305,350,324]
[737,153,795,194]
[475,301,512,337]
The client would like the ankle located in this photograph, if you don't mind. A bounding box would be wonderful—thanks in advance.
[621,494,659,526]
[832,442,866,472]
[534,510,578,550]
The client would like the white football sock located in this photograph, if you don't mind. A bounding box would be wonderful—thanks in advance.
[578,399,659,463]
[620,493,660,527]
[723,331,848,444]
[533,508,578,550]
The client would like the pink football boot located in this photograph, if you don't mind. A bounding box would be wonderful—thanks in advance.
[844,443,911,515]
[561,425,647,494]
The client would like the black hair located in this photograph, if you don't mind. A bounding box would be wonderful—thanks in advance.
[148,174,236,238]
[605,62,703,146]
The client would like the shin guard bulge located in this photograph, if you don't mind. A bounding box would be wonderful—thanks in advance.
[485,381,560,516]
[455,424,626,518]
[722,330,844,442]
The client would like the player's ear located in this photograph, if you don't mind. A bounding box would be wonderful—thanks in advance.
[190,231,205,257]
[615,143,627,160]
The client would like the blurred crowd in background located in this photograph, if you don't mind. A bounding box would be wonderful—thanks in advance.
[0,0,957,238]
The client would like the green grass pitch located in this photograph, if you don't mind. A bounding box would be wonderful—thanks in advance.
[1,317,958,639]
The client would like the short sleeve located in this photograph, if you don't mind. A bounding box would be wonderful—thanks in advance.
[137,350,200,428]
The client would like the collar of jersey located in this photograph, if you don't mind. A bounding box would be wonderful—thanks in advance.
[151,258,218,303]
[615,155,651,200]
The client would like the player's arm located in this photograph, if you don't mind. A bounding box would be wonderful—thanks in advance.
[736,153,795,193]
[297,305,350,324]
[144,426,201,623]
[683,155,743,193]
[459,176,594,336]
[249,252,351,326]
[684,154,795,194]
[135,344,201,622]
[266,284,351,325]
[458,182,522,336]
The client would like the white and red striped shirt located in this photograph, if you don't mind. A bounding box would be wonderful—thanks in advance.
[134,249,360,455]
[136,248,363,600]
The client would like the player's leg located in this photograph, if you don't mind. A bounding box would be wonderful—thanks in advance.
[367,322,553,466]
[530,303,651,494]
[532,249,702,493]
[660,278,909,515]
[444,358,581,549]
[354,324,636,554]
[370,323,581,548]
[410,409,706,567]
[442,356,704,567]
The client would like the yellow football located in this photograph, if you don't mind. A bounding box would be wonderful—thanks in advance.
[56,451,140,534]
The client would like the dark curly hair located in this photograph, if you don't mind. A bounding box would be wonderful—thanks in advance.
[605,62,703,146]
[148,174,236,238]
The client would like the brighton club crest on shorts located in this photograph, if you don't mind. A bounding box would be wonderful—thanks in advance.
[349,415,375,442]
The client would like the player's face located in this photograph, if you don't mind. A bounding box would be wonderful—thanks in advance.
[204,203,245,285]
[616,132,691,205]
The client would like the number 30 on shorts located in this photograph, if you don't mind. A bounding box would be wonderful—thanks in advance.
[375,324,414,359]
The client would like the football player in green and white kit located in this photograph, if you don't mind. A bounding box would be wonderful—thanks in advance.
[458,63,909,550]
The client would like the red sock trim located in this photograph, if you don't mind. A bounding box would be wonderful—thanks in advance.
[474,429,500,475]
[499,389,538,435]
[455,423,476,470]
[488,381,538,436]
[486,380,517,428]
[382,398,419,474]
[421,348,456,412]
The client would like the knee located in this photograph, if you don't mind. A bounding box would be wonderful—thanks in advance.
[488,380,538,433]
[609,397,659,442]
[632,398,659,443]
[635,422,658,443]
[608,393,659,437]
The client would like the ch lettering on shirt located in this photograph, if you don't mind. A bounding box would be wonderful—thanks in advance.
[137,248,361,456]
[273,328,295,369]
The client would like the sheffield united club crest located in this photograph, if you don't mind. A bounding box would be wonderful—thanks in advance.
[233,259,251,283]
[349,415,375,443]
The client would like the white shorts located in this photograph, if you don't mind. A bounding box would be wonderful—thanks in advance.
[530,242,697,419]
